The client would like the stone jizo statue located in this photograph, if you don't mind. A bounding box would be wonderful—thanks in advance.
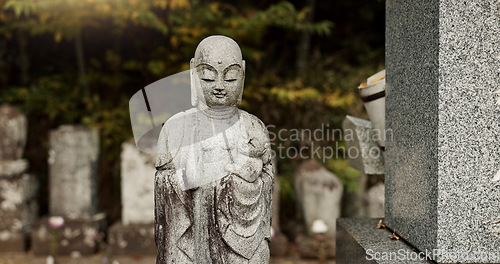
[155,35,274,263]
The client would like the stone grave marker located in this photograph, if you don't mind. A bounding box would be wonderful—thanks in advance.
[108,140,155,255]
[365,182,384,218]
[294,159,342,258]
[0,104,38,252]
[32,125,105,256]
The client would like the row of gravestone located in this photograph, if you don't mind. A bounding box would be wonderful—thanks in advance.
[0,103,384,257]
[0,104,157,255]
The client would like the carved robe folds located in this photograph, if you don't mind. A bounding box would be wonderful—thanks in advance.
[155,108,273,263]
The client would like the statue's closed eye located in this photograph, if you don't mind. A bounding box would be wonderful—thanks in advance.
[225,79,237,82]
[202,78,215,82]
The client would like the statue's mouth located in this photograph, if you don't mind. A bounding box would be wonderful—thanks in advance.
[213,92,226,98]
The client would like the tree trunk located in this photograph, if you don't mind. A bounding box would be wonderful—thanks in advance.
[296,0,316,77]
[17,30,29,85]
[75,30,89,97]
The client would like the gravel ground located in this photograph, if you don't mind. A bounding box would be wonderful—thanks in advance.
[0,253,335,264]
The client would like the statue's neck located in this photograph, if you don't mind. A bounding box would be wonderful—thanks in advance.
[197,102,238,120]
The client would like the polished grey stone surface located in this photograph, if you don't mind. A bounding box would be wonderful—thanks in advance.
[342,116,384,175]
[336,218,430,264]
[385,0,500,263]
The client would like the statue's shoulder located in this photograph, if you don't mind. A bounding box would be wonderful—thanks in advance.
[156,108,199,168]
[163,108,198,130]
[238,109,268,132]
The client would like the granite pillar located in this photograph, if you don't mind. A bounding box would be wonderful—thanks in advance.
[385,0,500,263]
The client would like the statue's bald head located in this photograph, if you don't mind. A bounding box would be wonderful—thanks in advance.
[190,35,246,108]
[194,35,243,67]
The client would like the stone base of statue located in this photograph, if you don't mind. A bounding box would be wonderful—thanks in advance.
[31,214,106,256]
[108,222,155,255]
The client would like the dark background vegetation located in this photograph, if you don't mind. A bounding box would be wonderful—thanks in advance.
[0,0,384,226]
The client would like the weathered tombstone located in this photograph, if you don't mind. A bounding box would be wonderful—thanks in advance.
[108,140,155,255]
[48,125,99,218]
[365,182,384,218]
[154,35,274,263]
[294,159,342,238]
[337,0,499,263]
[32,125,105,256]
[294,159,342,258]
[0,104,38,252]
[121,141,155,225]
[342,115,384,175]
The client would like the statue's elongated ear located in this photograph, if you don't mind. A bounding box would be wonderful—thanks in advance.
[190,58,198,107]
[237,60,246,105]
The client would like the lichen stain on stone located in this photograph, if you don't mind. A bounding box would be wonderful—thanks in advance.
[0,181,22,211]
[116,233,128,249]
[11,219,22,232]
[0,230,11,241]
[83,227,97,248]
[63,227,81,239]
[48,149,56,165]
[61,239,69,247]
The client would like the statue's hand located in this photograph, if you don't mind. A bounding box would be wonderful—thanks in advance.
[238,137,266,158]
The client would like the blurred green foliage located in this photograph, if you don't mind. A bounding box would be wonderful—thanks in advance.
[0,0,384,222]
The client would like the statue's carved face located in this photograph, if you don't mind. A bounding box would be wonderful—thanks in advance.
[196,63,243,107]
[192,36,245,107]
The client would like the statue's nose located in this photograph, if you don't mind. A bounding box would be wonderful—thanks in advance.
[215,87,225,93]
